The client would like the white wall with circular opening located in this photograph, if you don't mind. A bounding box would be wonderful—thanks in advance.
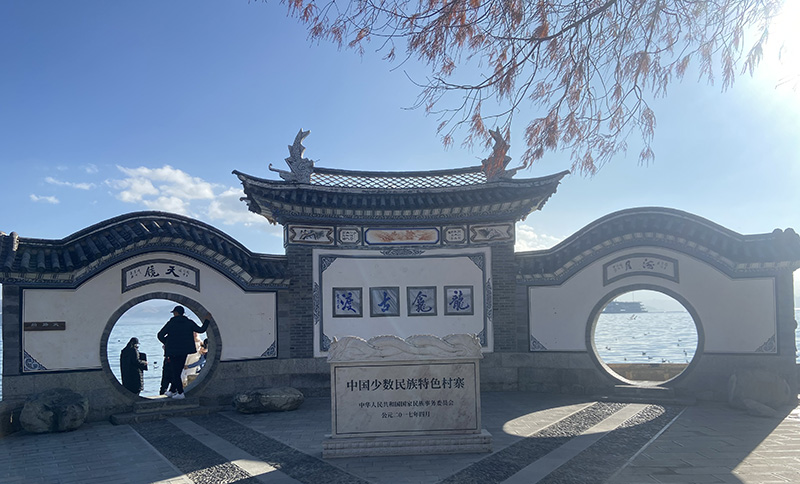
[592,289,700,384]
[107,299,209,397]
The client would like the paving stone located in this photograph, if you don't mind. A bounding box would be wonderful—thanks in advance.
[2,393,800,484]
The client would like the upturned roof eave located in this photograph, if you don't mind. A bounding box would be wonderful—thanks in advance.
[0,212,290,286]
[515,207,800,275]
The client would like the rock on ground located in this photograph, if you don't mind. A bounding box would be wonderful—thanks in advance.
[742,398,783,418]
[20,388,89,433]
[233,387,304,414]
[728,369,793,413]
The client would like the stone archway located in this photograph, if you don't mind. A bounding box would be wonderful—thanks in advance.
[100,291,222,399]
[585,283,705,386]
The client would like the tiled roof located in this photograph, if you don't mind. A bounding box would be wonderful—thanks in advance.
[234,169,569,225]
[308,166,488,189]
[517,207,800,282]
[0,212,288,288]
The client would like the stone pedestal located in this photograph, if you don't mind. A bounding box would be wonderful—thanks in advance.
[323,334,492,458]
[323,429,493,457]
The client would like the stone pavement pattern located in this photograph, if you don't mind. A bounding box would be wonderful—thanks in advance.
[612,401,800,483]
[0,392,798,484]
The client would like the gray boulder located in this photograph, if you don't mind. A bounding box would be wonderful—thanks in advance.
[728,369,792,412]
[20,388,89,433]
[233,387,304,414]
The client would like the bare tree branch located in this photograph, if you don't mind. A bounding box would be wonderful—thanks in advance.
[281,0,784,175]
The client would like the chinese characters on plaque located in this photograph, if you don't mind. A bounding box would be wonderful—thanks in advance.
[602,254,679,285]
[331,285,475,317]
[445,286,474,315]
[333,288,363,317]
[370,287,400,317]
[122,260,199,292]
[407,286,437,316]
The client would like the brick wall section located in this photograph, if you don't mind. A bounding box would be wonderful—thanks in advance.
[515,282,530,352]
[284,245,314,358]
[490,242,519,352]
[776,272,799,395]
[2,285,21,378]
[276,289,291,359]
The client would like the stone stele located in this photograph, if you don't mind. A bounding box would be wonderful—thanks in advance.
[20,388,89,433]
[323,334,492,458]
[233,387,305,414]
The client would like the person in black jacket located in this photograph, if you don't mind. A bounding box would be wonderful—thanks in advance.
[157,305,211,399]
[159,344,174,396]
[120,337,148,395]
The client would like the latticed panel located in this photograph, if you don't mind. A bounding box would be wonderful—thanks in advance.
[309,170,487,189]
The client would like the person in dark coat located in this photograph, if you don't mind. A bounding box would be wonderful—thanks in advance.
[120,337,148,395]
[159,344,174,396]
[157,305,211,399]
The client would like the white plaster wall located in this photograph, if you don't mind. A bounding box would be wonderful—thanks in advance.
[314,247,492,357]
[528,246,777,354]
[22,252,277,371]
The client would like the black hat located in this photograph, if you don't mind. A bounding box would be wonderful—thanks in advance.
[172,305,185,315]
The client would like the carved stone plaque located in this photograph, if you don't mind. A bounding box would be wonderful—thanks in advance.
[324,334,491,457]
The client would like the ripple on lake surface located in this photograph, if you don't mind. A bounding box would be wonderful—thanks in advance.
[594,312,699,364]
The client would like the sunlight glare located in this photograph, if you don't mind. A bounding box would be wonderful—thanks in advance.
[762,1,800,90]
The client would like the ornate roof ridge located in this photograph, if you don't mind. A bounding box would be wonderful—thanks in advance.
[260,128,542,187]
[312,165,483,177]
[309,165,487,189]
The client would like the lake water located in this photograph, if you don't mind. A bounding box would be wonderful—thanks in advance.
[594,312,698,364]
[2,309,799,400]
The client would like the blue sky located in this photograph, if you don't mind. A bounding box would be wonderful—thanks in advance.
[1,1,799,296]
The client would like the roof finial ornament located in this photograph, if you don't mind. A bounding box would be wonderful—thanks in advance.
[269,129,315,183]
[481,129,521,181]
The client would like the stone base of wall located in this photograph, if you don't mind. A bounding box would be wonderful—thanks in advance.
[607,363,687,382]
[1,371,134,424]
[2,353,795,437]
[199,357,331,405]
[481,352,799,403]
[675,354,798,401]
[481,352,614,395]
[0,358,333,432]
[0,400,23,437]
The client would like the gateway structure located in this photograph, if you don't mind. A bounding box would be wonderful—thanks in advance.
[1,131,799,429]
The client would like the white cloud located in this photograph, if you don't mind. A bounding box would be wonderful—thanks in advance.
[141,195,192,215]
[115,165,215,201]
[107,175,160,203]
[106,165,278,239]
[515,224,564,251]
[207,187,282,239]
[30,194,60,204]
[207,187,270,226]
[83,164,99,174]
[45,177,95,190]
